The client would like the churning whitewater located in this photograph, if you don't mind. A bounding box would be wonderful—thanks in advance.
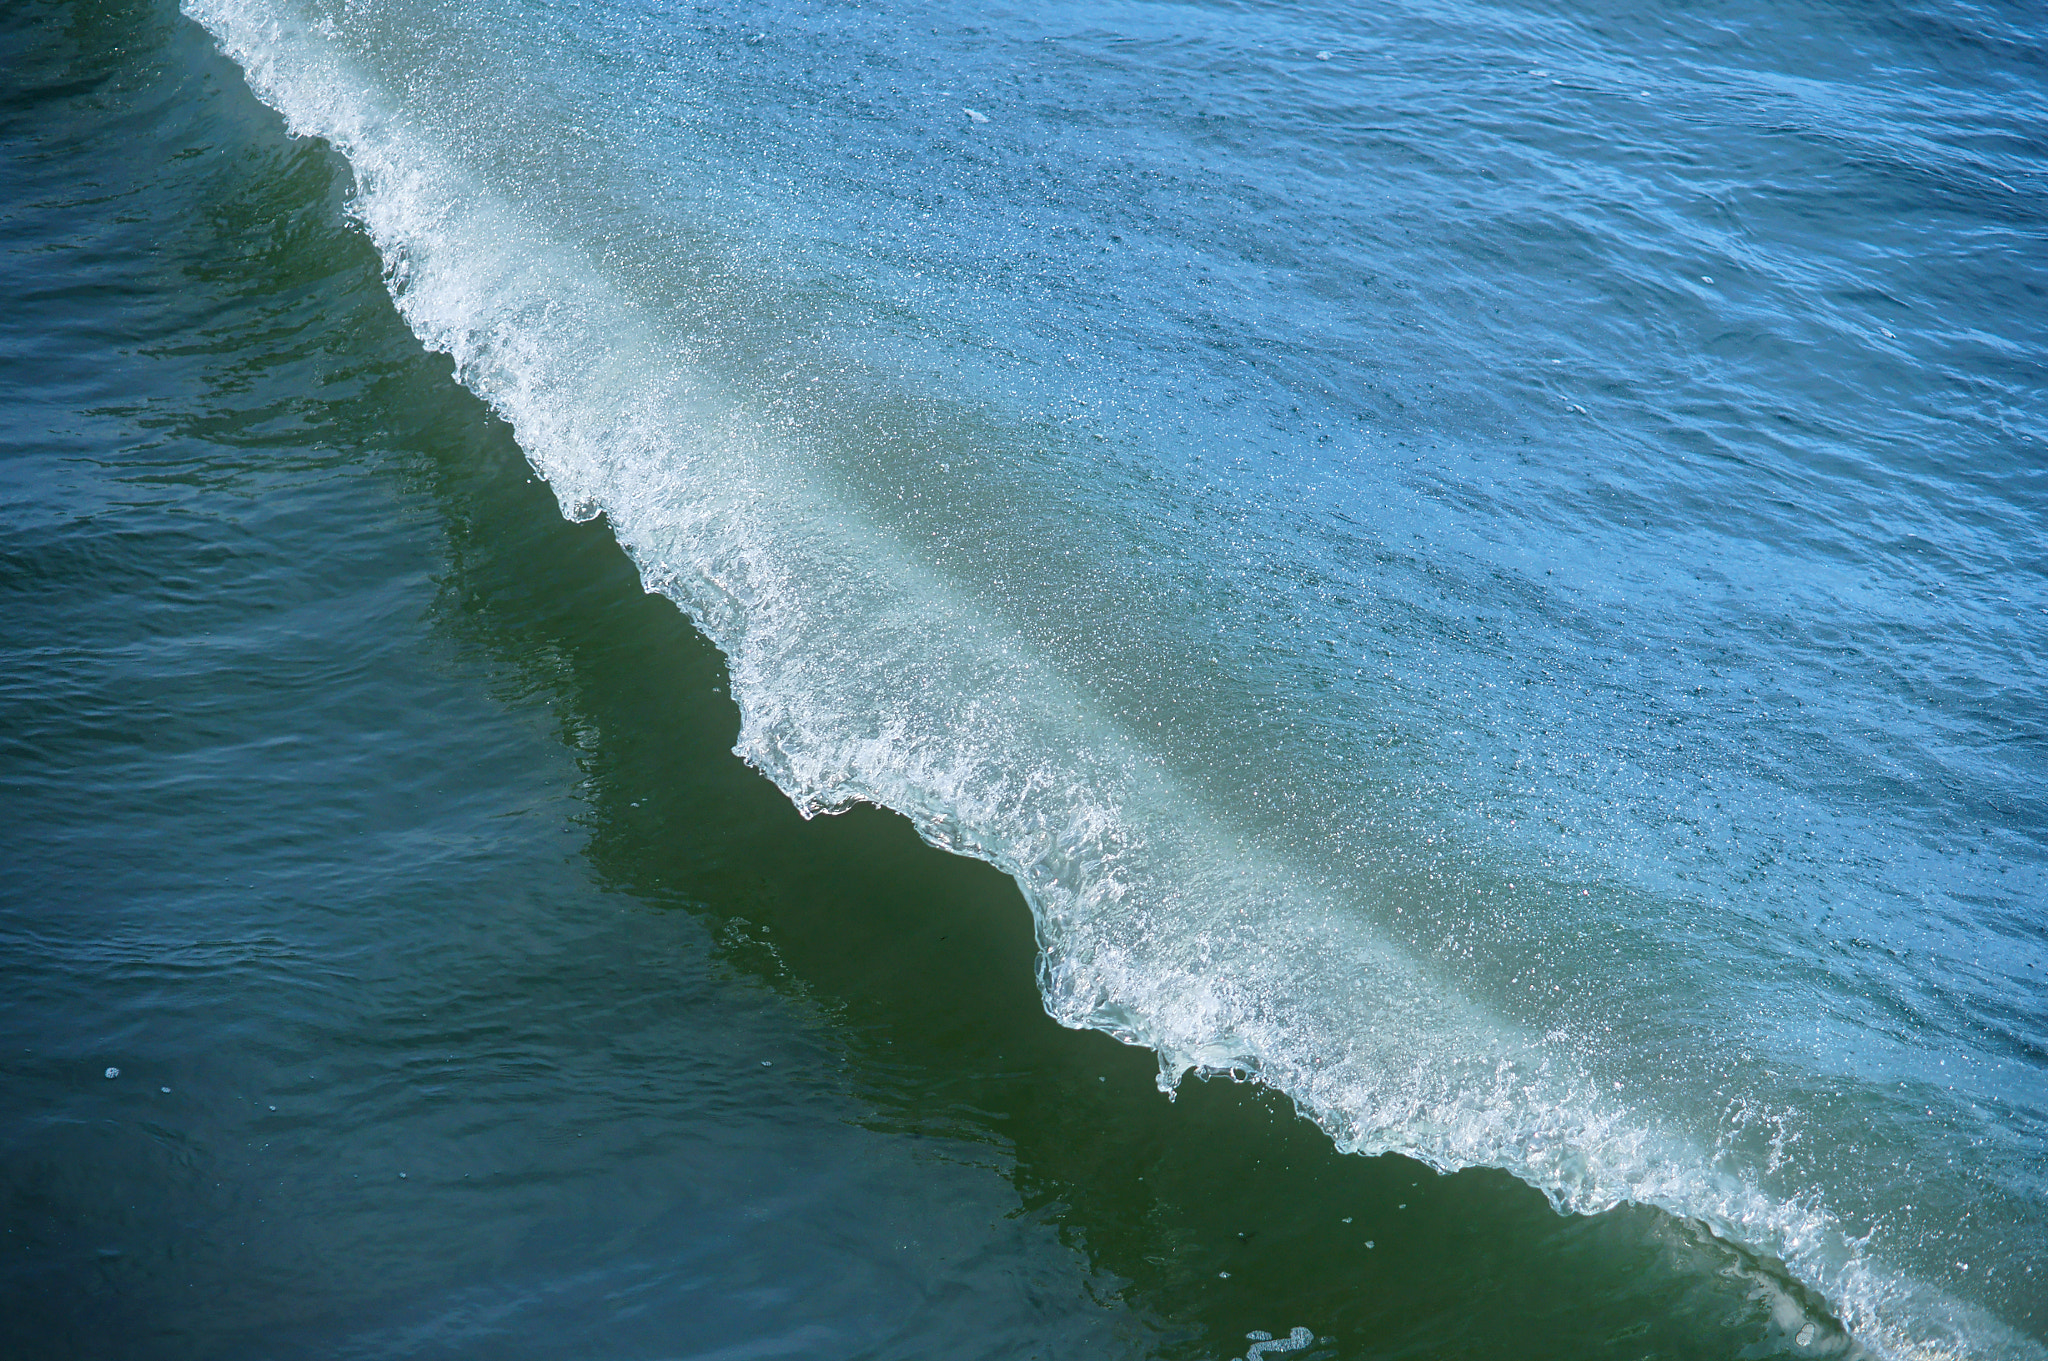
[185,0,2048,1356]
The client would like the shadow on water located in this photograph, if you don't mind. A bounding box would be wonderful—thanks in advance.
[420,380,1859,1359]
[404,293,1857,1361]
[3,0,1857,1355]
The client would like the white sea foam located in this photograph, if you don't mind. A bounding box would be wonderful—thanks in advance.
[183,4,2044,1357]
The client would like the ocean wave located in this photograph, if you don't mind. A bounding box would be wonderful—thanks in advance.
[182,3,2045,1356]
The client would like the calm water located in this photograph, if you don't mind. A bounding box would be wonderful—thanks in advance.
[2,0,2043,1357]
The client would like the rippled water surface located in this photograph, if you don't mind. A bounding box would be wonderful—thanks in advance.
[3,0,2043,1356]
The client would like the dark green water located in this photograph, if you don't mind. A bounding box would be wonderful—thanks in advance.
[0,2,2012,1357]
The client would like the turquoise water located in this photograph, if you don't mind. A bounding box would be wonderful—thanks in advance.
[3,0,2043,1356]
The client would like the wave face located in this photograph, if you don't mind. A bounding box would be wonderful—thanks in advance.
[184,0,2047,1354]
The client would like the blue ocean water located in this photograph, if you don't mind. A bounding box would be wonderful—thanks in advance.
[1,12,1151,1353]
[17,0,2046,1353]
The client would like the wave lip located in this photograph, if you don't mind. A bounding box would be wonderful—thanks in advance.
[182,3,2046,1358]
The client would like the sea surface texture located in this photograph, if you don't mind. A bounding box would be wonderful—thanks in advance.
[4,0,2044,1357]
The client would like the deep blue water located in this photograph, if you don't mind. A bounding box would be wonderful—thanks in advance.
[4,0,2044,1356]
